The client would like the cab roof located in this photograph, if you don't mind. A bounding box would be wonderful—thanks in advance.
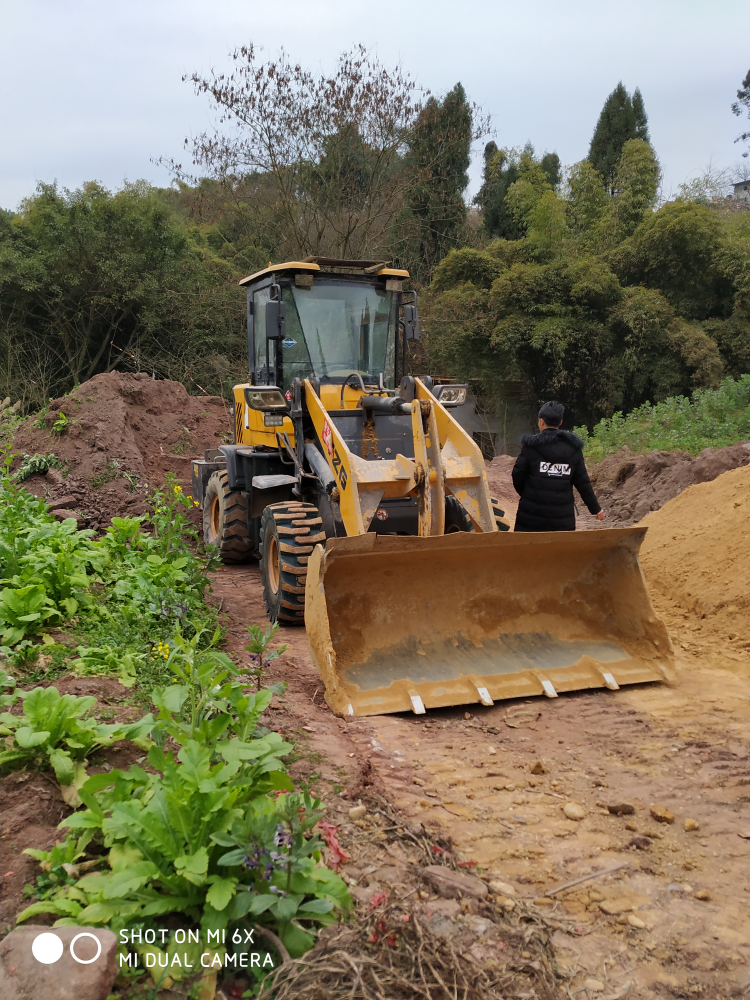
[239,256,409,287]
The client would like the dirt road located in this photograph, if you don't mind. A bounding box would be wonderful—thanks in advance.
[213,557,749,1000]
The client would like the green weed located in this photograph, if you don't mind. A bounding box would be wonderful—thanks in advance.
[13,453,65,482]
[89,458,121,488]
[575,375,750,462]
[51,412,69,435]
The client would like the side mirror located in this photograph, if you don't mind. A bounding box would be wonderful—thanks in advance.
[404,304,419,341]
[266,300,286,340]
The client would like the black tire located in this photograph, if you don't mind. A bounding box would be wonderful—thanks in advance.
[490,497,510,532]
[202,470,253,563]
[445,495,474,533]
[260,501,325,625]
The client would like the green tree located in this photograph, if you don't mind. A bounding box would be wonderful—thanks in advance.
[0,182,241,408]
[405,83,474,280]
[476,144,560,241]
[732,69,750,157]
[588,83,651,194]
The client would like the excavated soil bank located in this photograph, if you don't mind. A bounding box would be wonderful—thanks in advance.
[589,442,750,526]
[9,372,233,529]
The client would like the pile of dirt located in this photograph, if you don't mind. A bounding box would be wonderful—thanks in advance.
[10,372,233,530]
[589,441,750,525]
[485,454,519,525]
[486,442,750,531]
[639,465,750,649]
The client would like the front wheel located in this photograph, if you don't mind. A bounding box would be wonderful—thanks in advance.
[202,470,253,562]
[259,502,325,624]
[491,497,510,531]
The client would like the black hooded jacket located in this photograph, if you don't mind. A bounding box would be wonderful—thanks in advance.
[512,428,601,531]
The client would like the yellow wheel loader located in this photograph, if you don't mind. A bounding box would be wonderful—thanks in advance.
[193,258,673,717]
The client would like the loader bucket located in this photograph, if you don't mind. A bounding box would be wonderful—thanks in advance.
[305,528,673,717]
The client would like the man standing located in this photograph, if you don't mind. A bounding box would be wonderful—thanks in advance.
[512,401,605,532]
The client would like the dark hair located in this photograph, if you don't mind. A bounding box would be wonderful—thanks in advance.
[538,400,564,427]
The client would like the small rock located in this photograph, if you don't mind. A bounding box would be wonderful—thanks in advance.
[422,865,488,900]
[628,914,646,928]
[423,914,455,939]
[504,783,516,791]
[607,802,635,815]
[497,896,516,910]
[530,760,546,774]
[0,925,118,1000]
[694,889,711,901]
[50,508,84,527]
[599,897,633,916]
[584,978,605,992]
[667,883,686,893]
[624,822,637,832]
[412,777,425,786]
[489,879,516,896]
[650,804,675,824]
[348,805,367,820]
[563,802,585,821]
[534,896,554,907]
[684,818,700,832]
[49,495,78,508]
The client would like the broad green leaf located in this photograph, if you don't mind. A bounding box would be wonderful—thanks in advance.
[108,842,144,872]
[243,893,277,916]
[102,862,159,899]
[14,726,49,748]
[280,922,315,958]
[298,898,334,914]
[217,849,247,867]
[271,894,302,922]
[76,902,122,924]
[174,847,208,885]
[205,876,237,911]
[49,748,75,785]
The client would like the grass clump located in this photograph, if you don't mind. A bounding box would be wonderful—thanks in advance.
[575,375,750,462]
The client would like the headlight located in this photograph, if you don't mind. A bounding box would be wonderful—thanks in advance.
[437,385,467,405]
[264,413,285,426]
[245,388,288,411]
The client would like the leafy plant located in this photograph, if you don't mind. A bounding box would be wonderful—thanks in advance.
[0,667,17,708]
[51,411,69,434]
[70,645,142,688]
[0,585,62,645]
[575,374,750,461]
[246,622,287,691]
[0,686,131,800]
[214,791,351,957]
[19,737,294,935]
[13,453,64,482]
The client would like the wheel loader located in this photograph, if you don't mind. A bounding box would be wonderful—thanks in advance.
[193,257,673,717]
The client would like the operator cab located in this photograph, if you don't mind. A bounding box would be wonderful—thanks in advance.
[239,257,415,392]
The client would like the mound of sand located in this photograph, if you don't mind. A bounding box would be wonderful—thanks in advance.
[10,372,233,530]
[639,466,750,647]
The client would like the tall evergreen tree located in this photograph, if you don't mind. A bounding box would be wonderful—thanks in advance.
[632,87,650,142]
[407,83,473,279]
[589,83,650,194]
[475,142,523,241]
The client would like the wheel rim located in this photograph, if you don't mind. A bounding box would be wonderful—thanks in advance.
[267,532,280,596]
[210,496,221,538]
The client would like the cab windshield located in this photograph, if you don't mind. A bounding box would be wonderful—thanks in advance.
[279,279,397,390]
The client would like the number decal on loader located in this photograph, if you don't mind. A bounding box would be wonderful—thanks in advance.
[322,419,347,490]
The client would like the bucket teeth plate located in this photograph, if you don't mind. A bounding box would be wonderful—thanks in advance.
[305,528,672,717]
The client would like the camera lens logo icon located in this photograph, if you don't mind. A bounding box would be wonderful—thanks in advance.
[32,931,102,965]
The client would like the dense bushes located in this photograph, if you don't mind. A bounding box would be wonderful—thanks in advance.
[573,374,750,460]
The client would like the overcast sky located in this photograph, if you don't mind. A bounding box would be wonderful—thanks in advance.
[1,0,748,211]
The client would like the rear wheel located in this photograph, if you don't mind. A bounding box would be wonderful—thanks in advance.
[445,496,473,533]
[260,501,325,624]
[203,470,253,563]
[491,497,510,532]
